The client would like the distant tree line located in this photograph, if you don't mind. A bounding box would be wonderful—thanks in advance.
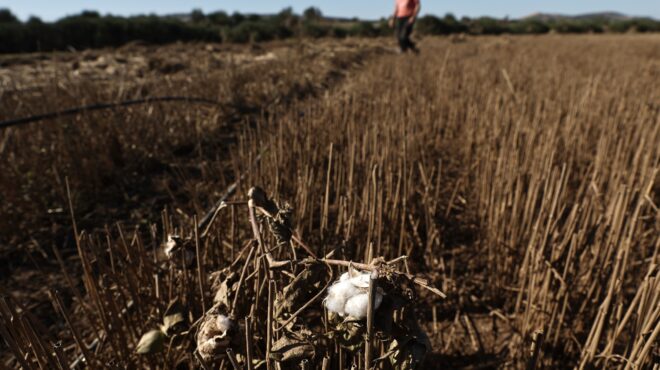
[1,7,659,53]
[414,13,660,35]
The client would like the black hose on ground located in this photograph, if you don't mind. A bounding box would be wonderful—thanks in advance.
[0,96,221,129]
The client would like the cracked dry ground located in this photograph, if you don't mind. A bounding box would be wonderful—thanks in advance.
[1,34,659,369]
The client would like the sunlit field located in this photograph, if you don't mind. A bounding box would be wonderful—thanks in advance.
[1,34,658,369]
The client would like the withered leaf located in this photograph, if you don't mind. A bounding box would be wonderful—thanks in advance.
[212,271,238,310]
[162,299,187,335]
[162,312,185,335]
[388,331,430,370]
[276,259,325,315]
[136,329,166,354]
[267,202,293,248]
[270,334,315,362]
[328,313,365,352]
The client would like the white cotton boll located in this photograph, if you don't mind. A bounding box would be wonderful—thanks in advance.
[344,293,369,318]
[325,279,362,315]
[327,280,345,297]
[344,290,383,319]
[325,280,358,315]
[324,291,347,315]
[333,280,362,300]
[348,273,371,289]
[326,269,385,318]
[342,280,362,298]
[164,234,179,259]
[215,314,233,334]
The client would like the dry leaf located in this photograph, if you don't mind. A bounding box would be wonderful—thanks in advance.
[162,299,186,335]
[270,332,316,362]
[136,329,166,354]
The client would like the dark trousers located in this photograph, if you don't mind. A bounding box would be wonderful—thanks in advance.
[395,16,417,52]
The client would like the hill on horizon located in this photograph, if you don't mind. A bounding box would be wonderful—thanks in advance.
[162,10,657,24]
[522,11,654,22]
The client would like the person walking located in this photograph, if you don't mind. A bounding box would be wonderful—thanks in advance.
[389,0,421,53]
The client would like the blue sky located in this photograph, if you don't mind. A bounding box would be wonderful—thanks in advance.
[2,1,659,21]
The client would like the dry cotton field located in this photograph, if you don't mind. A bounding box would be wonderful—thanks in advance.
[0,35,659,369]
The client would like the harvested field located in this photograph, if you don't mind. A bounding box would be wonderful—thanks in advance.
[0,35,659,369]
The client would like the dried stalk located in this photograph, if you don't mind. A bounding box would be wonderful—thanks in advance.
[266,280,275,370]
[364,270,379,369]
[526,330,544,370]
[226,348,242,370]
[245,316,254,370]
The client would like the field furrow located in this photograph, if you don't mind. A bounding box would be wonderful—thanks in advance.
[1,35,659,369]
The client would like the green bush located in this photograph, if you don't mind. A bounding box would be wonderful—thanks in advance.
[223,19,291,43]
[328,27,348,39]
[0,23,25,52]
[0,7,659,54]
[0,8,19,24]
[608,20,633,33]
[508,20,550,34]
[300,21,330,38]
[415,14,468,35]
[303,7,323,22]
[469,17,508,35]
[550,20,590,33]
[347,21,381,37]
[632,18,660,32]
[415,15,446,35]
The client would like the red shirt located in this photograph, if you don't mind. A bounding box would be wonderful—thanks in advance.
[395,0,419,18]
